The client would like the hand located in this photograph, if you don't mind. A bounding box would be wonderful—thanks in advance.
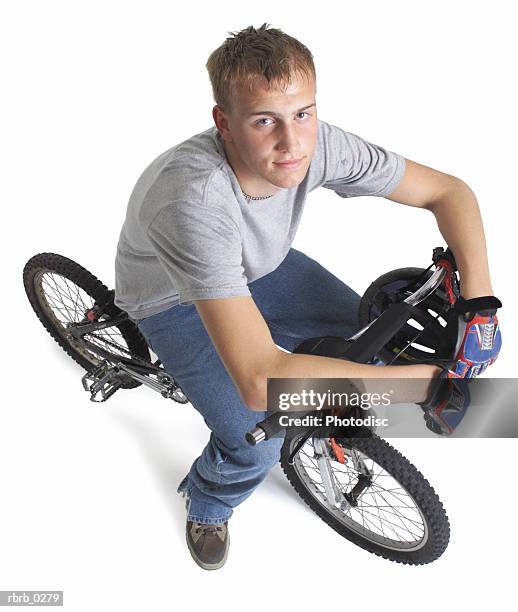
[448,295,502,378]
[419,369,471,435]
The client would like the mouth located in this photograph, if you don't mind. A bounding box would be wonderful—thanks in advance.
[272,157,304,170]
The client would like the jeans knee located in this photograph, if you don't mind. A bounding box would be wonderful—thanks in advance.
[218,434,283,485]
[259,435,284,469]
[242,432,283,470]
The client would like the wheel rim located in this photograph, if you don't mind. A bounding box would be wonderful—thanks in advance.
[34,270,135,366]
[290,436,429,551]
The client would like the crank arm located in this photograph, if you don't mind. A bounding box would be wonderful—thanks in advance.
[116,362,181,399]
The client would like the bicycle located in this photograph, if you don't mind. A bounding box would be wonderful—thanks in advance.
[23,246,458,565]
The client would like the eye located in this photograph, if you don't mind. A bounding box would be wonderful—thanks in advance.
[255,117,274,126]
[296,111,311,120]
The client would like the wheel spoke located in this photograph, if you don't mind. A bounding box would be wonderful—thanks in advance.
[37,271,133,363]
[291,435,428,550]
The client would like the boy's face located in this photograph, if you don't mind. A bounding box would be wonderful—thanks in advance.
[214,72,318,193]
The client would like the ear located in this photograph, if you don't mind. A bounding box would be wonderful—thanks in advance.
[212,105,233,142]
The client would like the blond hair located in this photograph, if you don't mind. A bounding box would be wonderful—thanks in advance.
[206,24,315,110]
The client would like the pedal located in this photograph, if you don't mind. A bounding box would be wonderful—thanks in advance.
[81,361,124,402]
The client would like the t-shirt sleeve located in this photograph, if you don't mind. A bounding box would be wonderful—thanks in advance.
[319,121,406,198]
[147,203,251,306]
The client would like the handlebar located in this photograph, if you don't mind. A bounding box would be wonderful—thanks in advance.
[246,250,455,445]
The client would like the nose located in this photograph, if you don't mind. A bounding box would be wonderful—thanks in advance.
[275,122,300,155]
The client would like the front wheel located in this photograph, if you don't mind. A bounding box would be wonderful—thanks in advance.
[281,432,450,564]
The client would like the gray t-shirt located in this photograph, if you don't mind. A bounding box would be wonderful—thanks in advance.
[114,119,405,320]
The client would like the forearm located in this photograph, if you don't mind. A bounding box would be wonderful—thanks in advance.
[428,179,494,298]
[271,349,436,380]
[247,349,441,410]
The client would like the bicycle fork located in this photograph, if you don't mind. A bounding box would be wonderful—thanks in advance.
[313,438,373,511]
[313,438,350,511]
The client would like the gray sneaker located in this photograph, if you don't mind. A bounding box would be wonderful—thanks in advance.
[186,520,229,570]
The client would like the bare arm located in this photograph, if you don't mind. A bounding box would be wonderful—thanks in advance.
[195,296,440,411]
[386,158,494,299]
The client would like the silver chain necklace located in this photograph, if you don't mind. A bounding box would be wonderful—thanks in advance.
[242,190,274,203]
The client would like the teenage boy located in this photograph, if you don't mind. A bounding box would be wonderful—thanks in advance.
[114,24,501,570]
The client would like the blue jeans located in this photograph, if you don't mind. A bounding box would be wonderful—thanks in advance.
[137,248,362,524]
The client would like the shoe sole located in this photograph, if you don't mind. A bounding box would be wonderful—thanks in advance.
[185,531,230,571]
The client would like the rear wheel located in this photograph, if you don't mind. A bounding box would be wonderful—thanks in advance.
[23,253,150,388]
[281,431,450,564]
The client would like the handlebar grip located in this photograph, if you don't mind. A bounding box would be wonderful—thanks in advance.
[245,427,266,446]
[246,413,286,446]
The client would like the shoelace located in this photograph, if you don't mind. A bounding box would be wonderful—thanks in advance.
[194,524,224,535]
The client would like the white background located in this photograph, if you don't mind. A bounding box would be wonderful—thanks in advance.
[2,1,516,610]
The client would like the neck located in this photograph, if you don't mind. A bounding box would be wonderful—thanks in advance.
[222,140,279,198]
